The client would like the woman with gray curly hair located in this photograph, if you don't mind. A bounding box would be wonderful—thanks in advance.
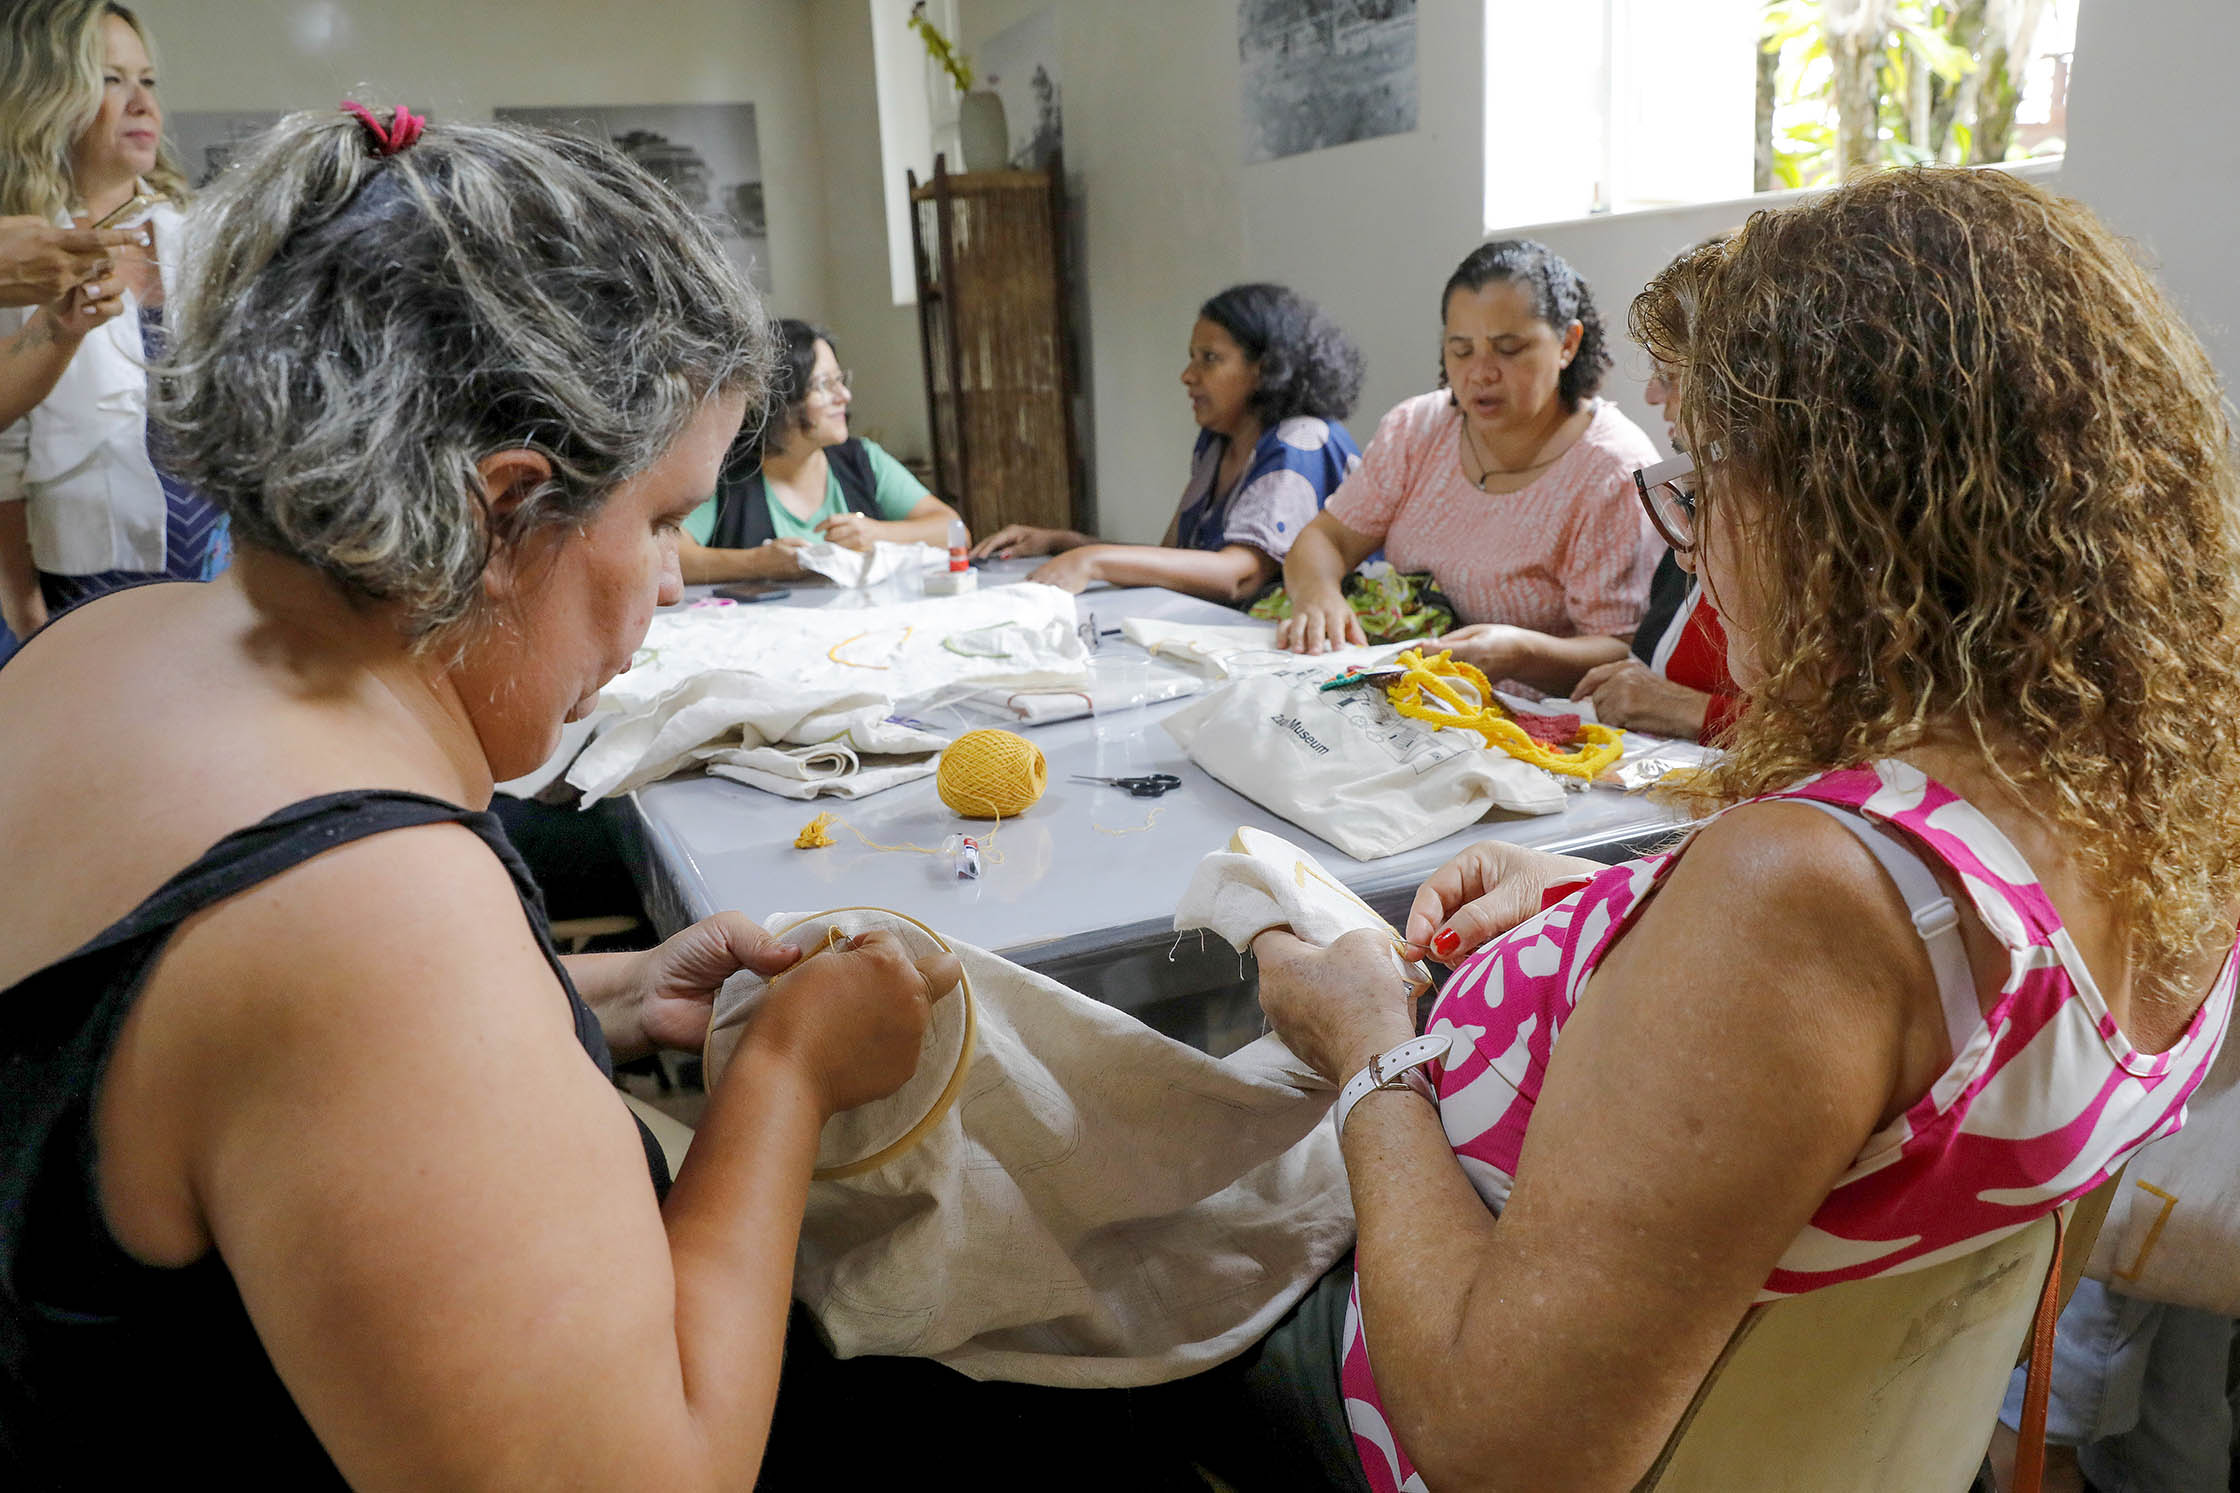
[0,108,955,1487]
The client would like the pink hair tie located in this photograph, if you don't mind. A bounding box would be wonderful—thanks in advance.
[340,100,426,157]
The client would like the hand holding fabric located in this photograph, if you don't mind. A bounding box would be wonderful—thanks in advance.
[587,911,803,1059]
[816,511,884,553]
[746,928,962,1119]
[1252,927,1422,1085]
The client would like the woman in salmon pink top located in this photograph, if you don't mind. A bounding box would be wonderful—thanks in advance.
[1276,239,1660,692]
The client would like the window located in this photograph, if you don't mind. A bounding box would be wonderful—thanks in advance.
[1484,0,2081,232]
[869,0,965,306]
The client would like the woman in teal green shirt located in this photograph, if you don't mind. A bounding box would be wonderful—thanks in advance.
[677,319,963,582]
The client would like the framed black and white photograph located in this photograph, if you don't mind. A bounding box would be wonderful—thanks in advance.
[1238,0,1419,164]
[167,110,286,189]
[979,7,1063,170]
[496,102,772,294]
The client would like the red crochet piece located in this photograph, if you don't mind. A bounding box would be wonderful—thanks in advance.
[1511,711,1583,747]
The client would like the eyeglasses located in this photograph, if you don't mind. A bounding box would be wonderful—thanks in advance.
[806,369,853,400]
[1631,440,1721,553]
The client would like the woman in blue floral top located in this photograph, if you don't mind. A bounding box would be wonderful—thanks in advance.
[972,283,1362,605]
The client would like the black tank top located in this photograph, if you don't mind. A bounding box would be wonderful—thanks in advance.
[0,790,670,1486]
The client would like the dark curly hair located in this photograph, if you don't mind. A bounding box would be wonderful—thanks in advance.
[1198,283,1365,426]
[1438,239,1610,411]
[731,318,834,471]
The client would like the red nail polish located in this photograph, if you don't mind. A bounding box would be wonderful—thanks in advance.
[1432,928,1461,957]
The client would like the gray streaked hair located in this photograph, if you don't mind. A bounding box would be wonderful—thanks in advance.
[155,111,769,639]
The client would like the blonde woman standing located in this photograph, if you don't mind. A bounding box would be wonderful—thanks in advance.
[0,1,217,645]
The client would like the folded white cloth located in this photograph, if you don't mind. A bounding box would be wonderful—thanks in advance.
[705,741,941,800]
[1174,827,1429,983]
[561,586,1088,801]
[566,676,947,802]
[794,539,940,589]
[705,906,1351,1388]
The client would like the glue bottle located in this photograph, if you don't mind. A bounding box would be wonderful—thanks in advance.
[929,516,978,594]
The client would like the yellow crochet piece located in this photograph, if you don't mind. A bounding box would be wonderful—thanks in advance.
[1383,647,1624,781]
[795,811,838,849]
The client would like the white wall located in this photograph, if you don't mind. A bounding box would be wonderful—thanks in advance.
[807,0,933,464]
[2054,0,2240,388]
[953,0,1489,543]
[132,0,833,359]
[139,1,2240,527]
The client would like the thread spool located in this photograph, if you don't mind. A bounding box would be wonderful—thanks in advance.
[937,729,1047,818]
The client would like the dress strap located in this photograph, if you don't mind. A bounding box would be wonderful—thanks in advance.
[1789,796,1982,1058]
[62,789,535,962]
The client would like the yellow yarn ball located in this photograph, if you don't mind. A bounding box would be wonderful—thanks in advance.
[937,729,1048,819]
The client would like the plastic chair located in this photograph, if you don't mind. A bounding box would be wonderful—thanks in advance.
[1637,1201,2096,1493]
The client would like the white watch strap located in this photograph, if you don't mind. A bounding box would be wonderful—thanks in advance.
[1335,1034,1451,1136]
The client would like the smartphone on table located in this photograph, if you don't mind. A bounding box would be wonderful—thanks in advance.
[713,582,793,604]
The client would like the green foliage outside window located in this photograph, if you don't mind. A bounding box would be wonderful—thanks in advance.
[1759,0,2062,190]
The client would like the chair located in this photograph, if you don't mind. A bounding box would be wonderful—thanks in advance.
[1636,1187,2114,1493]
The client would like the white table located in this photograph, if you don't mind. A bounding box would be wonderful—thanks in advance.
[617,564,1687,1045]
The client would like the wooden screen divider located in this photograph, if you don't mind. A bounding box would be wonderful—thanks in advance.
[907,153,1084,538]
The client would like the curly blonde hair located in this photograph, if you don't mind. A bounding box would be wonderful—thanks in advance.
[1633,166,2240,1002]
[0,1,189,221]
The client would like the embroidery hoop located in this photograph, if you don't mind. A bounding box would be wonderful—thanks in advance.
[770,905,979,1181]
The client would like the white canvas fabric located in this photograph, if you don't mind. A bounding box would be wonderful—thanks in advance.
[563,586,1087,802]
[1119,616,1404,682]
[2086,1028,2240,1313]
[793,539,940,589]
[703,741,941,801]
[1174,827,1430,990]
[704,903,1355,1389]
[1163,673,1569,860]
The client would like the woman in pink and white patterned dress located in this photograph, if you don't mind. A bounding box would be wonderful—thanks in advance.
[1237,168,2240,1492]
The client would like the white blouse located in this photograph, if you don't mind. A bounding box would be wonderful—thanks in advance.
[0,195,184,576]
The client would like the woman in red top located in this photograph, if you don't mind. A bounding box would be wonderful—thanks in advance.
[1570,237,1747,743]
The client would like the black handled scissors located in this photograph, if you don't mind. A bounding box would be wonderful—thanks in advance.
[1070,772,1183,798]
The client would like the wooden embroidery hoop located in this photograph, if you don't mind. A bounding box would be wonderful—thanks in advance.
[772,905,979,1181]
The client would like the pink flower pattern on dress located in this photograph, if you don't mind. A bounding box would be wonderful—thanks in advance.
[1339,760,2238,1492]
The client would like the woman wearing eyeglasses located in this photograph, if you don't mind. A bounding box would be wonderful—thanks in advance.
[1566,237,1749,744]
[1274,240,1660,692]
[674,319,963,583]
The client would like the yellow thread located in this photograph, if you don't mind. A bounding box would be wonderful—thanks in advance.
[1384,647,1625,780]
[792,808,1006,867]
[827,625,914,669]
[937,729,1048,818]
[1095,804,1165,837]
